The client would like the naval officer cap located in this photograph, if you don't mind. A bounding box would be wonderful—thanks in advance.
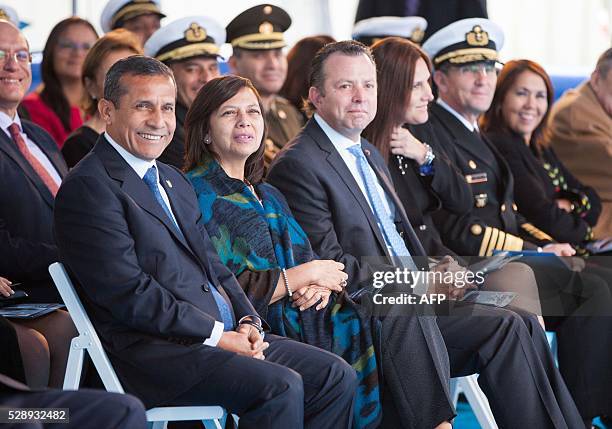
[226,4,291,51]
[0,4,28,29]
[144,16,225,63]
[422,18,504,68]
[352,16,428,46]
[100,0,166,33]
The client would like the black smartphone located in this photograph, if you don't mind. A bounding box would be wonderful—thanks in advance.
[0,289,29,307]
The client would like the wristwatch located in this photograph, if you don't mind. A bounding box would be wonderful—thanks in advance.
[419,143,436,176]
[422,143,435,166]
[238,315,265,338]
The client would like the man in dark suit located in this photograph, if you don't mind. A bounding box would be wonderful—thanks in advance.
[267,40,584,428]
[418,18,612,426]
[354,0,487,41]
[53,55,356,428]
[0,373,148,428]
[0,20,67,303]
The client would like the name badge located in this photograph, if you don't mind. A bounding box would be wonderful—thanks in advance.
[465,172,488,184]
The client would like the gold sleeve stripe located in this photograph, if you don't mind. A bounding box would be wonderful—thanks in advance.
[503,234,524,251]
[521,223,554,242]
[478,226,493,257]
[484,228,499,257]
[486,229,504,256]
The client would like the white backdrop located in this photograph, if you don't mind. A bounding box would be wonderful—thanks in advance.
[7,0,612,73]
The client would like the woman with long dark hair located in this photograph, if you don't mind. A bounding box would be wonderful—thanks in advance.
[21,17,98,147]
[481,60,612,425]
[362,38,545,315]
[184,75,458,429]
[481,60,603,250]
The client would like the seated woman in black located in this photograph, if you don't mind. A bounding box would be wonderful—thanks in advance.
[481,59,603,252]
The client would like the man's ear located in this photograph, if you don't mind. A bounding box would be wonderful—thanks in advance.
[98,98,114,125]
[308,86,322,110]
[228,56,238,74]
[433,70,447,95]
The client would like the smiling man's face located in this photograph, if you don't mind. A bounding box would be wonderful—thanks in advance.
[309,52,377,141]
[101,73,176,161]
[0,22,32,117]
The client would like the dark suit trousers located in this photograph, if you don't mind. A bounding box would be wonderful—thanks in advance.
[168,335,357,429]
[377,302,455,429]
[436,302,584,429]
[0,388,147,429]
[521,256,612,420]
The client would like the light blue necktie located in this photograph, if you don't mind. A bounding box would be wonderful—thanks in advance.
[143,166,235,331]
[347,144,417,270]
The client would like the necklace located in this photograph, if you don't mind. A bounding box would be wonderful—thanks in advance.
[244,179,262,204]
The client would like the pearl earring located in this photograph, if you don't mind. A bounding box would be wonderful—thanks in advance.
[204,134,212,145]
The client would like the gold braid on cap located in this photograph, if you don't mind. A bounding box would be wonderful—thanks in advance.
[231,32,286,49]
[111,3,161,28]
[156,43,219,62]
[434,48,497,65]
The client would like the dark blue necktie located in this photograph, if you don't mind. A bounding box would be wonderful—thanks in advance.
[143,165,235,331]
[143,166,182,234]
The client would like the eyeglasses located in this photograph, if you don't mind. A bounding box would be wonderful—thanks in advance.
[57,40,94,51]
[457,62,497,75]
[0,49,32,65]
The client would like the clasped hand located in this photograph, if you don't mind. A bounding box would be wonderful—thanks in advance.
[428,256,476,300]
[218,323,268,360]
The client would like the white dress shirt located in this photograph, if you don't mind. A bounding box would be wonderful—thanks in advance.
[436,98,479,132]
[105,133,224,346]
[0,111,62,186]
[314,113,397,257]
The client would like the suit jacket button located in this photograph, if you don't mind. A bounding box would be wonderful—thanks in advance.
[202,284,210,292]
[399,231,404,237]
[419,224,427,231]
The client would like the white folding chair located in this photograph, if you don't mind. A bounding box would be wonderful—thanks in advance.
[450,375,498,429]
[49,262,226,429]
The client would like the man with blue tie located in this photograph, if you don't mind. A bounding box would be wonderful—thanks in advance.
[53,55,357,428]
[267,40,584,428]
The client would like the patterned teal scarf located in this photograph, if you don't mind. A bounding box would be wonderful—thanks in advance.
[186,156,381,429]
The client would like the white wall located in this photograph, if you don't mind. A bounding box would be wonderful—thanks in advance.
[6,0,612,74]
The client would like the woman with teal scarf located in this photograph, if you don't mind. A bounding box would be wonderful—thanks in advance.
[183,75,445,429]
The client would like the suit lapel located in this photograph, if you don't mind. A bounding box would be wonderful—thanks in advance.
[23,122,68,178]
[305,120,390,257]
[95,137,195,256]
[0,128,55,208]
